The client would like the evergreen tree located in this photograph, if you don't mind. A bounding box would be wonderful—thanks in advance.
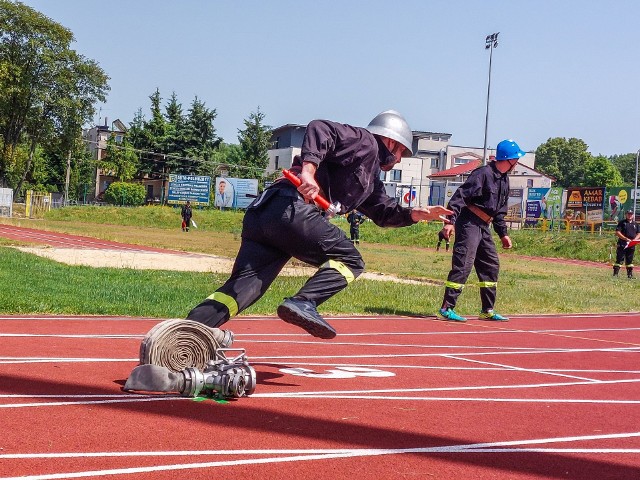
[236,107,271,179]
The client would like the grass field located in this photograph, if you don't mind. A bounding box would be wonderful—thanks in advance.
[0,205,636,317]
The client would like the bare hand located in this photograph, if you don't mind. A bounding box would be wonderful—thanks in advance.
[297,163,320,202]
[501,235,513,249]
[442,224,454,239]
[411,205,454,222]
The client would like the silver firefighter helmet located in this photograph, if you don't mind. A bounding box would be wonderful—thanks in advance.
[366,110,414,157]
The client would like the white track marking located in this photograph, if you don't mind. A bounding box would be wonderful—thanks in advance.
[250,346,640,360]
[3,377,640,408]
[1,432,639,479]
[254,377,640,397]
[443,354,601,382]
[0,334,142,339]
[0,397,186,408]
[0,358,137,364]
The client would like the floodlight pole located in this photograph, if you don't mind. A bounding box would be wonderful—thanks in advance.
[634,148,639,217]
[482,32,499,166]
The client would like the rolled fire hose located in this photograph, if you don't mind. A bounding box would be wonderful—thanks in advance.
[139,319,233,372]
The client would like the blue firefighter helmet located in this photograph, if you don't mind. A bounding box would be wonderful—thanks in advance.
[495,139,526,161]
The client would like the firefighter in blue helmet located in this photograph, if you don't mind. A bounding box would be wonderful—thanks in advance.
[186,111,452,339]
[436,139,525,322]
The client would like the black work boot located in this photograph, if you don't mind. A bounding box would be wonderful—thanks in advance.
[628,267,634,279]
[277,298,337,339]
[613,266,620,277]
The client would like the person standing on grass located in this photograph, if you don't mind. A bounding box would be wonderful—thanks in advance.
[347,210,364,245]
[613,209,640,279]
[436,224,451,252]
[436,139,524,323]
[185,110,452,339]
[181,201,193,232]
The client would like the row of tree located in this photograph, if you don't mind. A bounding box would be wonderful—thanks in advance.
[535,137,636,188]
[102,89,273,187]
[0,0,108,200]
[0,1,273,202]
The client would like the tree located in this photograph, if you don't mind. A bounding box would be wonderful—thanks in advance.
[0,1,108,190]
[609,153,637,185]
[535,137,591,187]
[236,107,271,179]
[99,135,139,181]
[583,155,623,187]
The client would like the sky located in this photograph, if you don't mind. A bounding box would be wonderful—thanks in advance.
[20,0,640,156]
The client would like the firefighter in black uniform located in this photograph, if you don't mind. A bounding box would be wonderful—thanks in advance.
[347,210,364,244]
[436,139,525,323]
[186,111,452,339]
[613,209,640,278]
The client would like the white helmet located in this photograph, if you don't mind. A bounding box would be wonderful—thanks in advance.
[366,110,414,157]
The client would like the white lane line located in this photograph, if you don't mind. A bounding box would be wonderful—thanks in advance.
[1,346,639,365]
[0,334,142,339]
[0,397,186,408]
[249,347,640,360]
[443,355,601,382]
[253,377,640,397]
[3,377,640,408]
[253,395,640,404]
[0,359,137,364]
[1,431,639,479]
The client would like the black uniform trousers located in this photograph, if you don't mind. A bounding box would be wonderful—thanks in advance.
[614,244,635,272]
[442,210,499,312]
[187,185,365,328]
[350,225,360,242]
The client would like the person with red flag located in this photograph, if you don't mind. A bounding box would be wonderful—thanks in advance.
[613,209,640,278]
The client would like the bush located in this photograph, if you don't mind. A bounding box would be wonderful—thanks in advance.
[103,182,146,206]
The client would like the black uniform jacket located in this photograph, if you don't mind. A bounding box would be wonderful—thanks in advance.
[446,162,510,238]
[284,120,414,228]
[616,219,640,246]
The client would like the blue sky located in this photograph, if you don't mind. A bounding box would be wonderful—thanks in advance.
[21,0,640,156]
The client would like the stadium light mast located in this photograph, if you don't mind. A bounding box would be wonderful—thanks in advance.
[482,32,499,165]
[634,148,639,216]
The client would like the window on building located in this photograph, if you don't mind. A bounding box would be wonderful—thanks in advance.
[454,157,471,165]
[275,156,279,170]
[273,136,280,149]
[379,171,387,181]
[390,169,402,182]
[114,135,123,144]
[430,157,439,168]
[527,179,533,188]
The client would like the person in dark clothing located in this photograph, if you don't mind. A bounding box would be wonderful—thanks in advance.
[613,209,640,278]
[436,226,451,252]
[436,139,524,323]
[347,210,364,244]
[181,201,193,232]
[186,110,452,339]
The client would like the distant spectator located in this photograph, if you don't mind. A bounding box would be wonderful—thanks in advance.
[181,201,192,232]
[613,209,640,279]
[347,210,364,245]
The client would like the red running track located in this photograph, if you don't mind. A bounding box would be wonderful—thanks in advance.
[1,312,640,479]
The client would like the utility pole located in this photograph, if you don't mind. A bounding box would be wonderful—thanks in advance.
[483,32,499,165]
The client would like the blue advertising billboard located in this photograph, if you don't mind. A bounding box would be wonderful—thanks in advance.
[167,174,211,206]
